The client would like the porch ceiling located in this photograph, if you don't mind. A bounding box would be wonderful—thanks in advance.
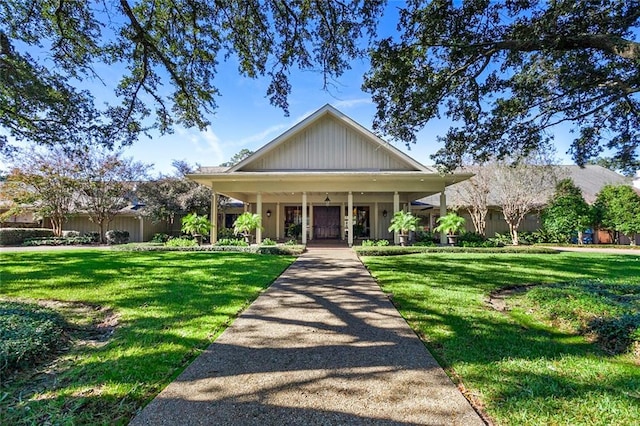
[187,171,473,203]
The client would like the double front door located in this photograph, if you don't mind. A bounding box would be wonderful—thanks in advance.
[313,206,341,239]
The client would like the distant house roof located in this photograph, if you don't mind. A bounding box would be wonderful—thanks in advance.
[419,164,630,208]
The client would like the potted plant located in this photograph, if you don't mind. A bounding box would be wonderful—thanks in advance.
[433,212,466,245]
[387,210,420,246]
[181,213,211,245]
[233,212,263,244]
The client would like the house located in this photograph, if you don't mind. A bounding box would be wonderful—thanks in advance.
[418,164,638,244]
[187,104,473,246]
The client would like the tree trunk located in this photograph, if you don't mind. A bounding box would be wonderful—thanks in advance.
[99,221,106,244]
[509,223,519,245]
[577,230,584,245]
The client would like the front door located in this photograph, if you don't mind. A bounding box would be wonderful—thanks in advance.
[313,206,341,239]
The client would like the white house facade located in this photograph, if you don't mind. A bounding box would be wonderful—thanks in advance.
[187,104,472,246]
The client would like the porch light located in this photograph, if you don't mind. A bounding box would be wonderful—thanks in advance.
[324,194,331,206]
[266,210,271,218]
[383,209,388,218]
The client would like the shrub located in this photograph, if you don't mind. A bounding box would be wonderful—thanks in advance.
[261,238,277,246]
[150,233,170,243]
[22,236,93,246]
[284,239,298,246]
[362,239,390,247]
[83,231,101,243]
[0,301,67,378]
[165,237,198,247]
[414,229,438,244]
[111,243,305,255]
[62,230,81,237]
[217,227,236,240]
[355,245,558,256]
[588,314,640,355]
[216,238,248,247]
[0,228,54,246]
[105,230,130,245]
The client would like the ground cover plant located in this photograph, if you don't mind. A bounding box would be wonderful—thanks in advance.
[361,252,640,426]
[0,250,294,425]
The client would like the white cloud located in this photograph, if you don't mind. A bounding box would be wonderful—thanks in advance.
[186,127,224,164]
[332,98,372,109]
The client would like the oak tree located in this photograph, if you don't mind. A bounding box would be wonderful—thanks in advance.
[364,0,640,171]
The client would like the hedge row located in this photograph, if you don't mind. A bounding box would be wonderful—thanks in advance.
[22,236,94,246]
[0,228,54,246]
[111,243,305,256]
[354,245,559,256]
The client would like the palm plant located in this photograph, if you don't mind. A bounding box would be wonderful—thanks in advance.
[233,212,263,244]
[388,210,420,246]
[181,213,211,245]
[434,212,466,245]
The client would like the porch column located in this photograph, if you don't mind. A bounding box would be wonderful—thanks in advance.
[341,202,345,240]
[393,191,400,245]
[348,191,353,246]
[256,192,262,244]
[373,202,379,240]
[210,191,218,244]
[309,203,314,241]
[440,190,447,245]
[244,203,248,213]
[139,216,144,242]
[276,202,280,240]
[302,192,307,245]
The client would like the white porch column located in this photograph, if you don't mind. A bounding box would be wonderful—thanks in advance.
[256,192,262,244]
[302,192,308,245]
[341,202,345,240]
[393,191,400,245]
[211,191,218,244]
[276,202,280,240]
[440,190,447,245]
[347,191,354,246]
[244,203,248,213]
[309,203,314,240]
[373,202,379,240]
[139,217,144,242]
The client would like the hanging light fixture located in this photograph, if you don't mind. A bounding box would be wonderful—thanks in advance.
[324,194,331,207]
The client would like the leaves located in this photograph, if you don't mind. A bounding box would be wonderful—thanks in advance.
[363,0,640,171]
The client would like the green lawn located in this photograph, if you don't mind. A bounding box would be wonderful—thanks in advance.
[0,250,294,425]
[361,252,640,426]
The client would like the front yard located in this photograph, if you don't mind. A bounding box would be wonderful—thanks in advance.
[2,249,639,425]
[361,252,640,426]
[0,250,294,425]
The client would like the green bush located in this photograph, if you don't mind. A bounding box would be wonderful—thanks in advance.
[62,230,81,237]
[414,229,439,244]
[355,245,559,256]
[83,231,101,243]
[111,243,305,255]
[105,230,130,245]
[0,301,67,378]
[589,314,640,355]
[22,236,93,246]
[150,233,170,243]
[0,228,54,246]
[165,237,198,247]
[216,238,248,247]
[261,238,277,246]
[361,239,390,247]
[284,239,298,246]
[217,227,236,240]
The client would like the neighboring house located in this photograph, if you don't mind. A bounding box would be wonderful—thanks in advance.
[418,164,638,244]
[188,104,473,245]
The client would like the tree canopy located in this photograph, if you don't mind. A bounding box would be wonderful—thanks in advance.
[363,0,639,171]
[1,1,638,172]
[0,0,383,154]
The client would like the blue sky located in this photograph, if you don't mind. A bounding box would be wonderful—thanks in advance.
[3,1,582,175]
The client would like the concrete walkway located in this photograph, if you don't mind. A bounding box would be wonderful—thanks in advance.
[131,248,484,425]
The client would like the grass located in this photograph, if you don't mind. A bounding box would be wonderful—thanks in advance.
[360,252,640,426]
[0,250,294,425]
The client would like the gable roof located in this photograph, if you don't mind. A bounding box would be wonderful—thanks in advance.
[228,104,435,173]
